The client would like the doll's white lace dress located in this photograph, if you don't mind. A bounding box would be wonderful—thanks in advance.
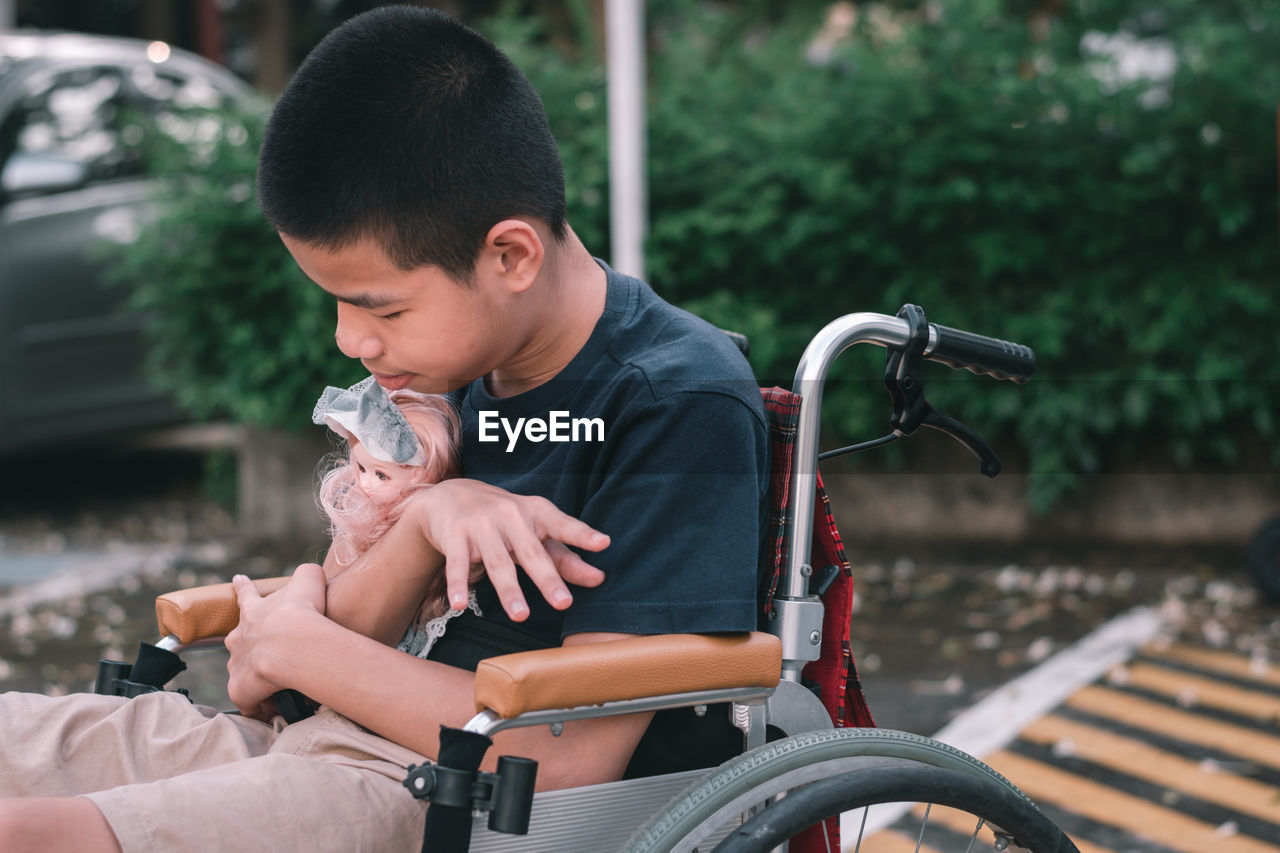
[396,590,483,659]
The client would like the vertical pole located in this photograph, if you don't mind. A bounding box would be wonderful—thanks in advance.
[605,0,648,280]
[254,0,292,95]
[196,0,224,65]
[0,0,14,32]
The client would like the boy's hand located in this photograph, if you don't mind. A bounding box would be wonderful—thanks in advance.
[410,479,609,621]
[225,564,327,720]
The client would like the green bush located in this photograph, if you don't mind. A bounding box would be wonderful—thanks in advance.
[641,0,1280,509]
[107,107,367,430]
[110,0,1280,510]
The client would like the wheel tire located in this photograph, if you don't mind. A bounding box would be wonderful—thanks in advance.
[623,728,1052,853]
[1247,515,1280,603]
[714,759,1078,853]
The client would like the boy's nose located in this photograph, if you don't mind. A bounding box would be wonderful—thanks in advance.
[334,310,383,360]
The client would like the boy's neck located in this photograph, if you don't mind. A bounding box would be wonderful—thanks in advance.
[485,228,607,398]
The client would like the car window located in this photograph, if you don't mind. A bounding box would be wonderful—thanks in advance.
[126,65,236,157]
[0,66,141,186]
[0,62,238,194]
[129,65,226,110]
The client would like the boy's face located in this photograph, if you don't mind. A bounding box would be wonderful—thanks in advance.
[281,233,516,394]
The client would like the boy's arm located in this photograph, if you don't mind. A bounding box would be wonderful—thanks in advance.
[227,568,650,788]
[323,480,611,644]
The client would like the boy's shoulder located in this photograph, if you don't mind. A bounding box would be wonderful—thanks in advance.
[596,266,762,415]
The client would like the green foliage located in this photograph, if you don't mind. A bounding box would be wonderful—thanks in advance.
[636,0,1280,509]
[105,107,366,431]
[107,0,1280,510]
[484,6,611,254]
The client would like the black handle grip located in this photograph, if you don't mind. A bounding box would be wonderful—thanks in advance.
[926,324,1036,383]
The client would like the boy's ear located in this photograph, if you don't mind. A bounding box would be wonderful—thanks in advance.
[479,219,544,294]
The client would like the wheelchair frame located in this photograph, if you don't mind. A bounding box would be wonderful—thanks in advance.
[119,308,1076,853]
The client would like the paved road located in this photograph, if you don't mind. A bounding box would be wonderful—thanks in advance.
[865,633,1280,852]
[1,449,1277,851]
[995,640,1280,852]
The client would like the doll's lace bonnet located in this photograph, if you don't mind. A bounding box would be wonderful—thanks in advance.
[312,376,429,466]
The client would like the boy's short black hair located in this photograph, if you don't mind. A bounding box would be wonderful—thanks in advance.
[257,5,567,282]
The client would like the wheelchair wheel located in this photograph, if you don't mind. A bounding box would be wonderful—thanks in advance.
[625,728,1074,853]
[714,759,1077,852]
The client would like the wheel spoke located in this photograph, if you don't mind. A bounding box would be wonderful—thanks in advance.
[630,730,1075,853]
[963,817,986,853]
[915,802,932,852]
[852,805,869,852]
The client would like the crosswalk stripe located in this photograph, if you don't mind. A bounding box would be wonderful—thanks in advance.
[1119,661,1280,723]
[1156,644,1280,689]
[987,750,1280,853]
[859,828,945,852]
[904,801,1117,853]
[1057,834,1115,853]
[1066,685,1280,769]
[1020,714,1280,825]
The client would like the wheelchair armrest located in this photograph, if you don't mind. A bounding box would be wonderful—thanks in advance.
[154,577,291,645]
[473,632,781,718]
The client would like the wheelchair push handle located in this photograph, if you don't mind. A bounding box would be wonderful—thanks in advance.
[926,323,1036,384]
[779,307,1036,680]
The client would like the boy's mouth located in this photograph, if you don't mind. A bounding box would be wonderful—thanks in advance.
[371,372,414,391]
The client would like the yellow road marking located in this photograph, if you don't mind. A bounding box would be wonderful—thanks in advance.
[1021,714,1280,824]
[1120,661,1280,723]
[1063,835,1115,853]
[907,802,1116,853]
[988,751,1280,853]
[1066,685,1280,770]
[1155,645,1280,690]
[856,828,945,852]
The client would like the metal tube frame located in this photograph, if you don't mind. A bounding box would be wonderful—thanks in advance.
[155,634,225,653]
[775,312,937,681]
[462,686,776,738]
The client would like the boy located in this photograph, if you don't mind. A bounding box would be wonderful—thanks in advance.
[0,6,767,851]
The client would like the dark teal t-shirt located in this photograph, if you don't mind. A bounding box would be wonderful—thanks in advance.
[431,261,768,654]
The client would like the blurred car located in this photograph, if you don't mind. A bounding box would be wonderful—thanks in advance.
[0,31,260,451]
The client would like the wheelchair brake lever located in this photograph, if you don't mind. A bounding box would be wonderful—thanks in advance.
[884,304,1001,478]
[921,408,1002,478]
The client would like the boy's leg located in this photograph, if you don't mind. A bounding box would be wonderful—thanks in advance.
[0,691,279,798]
[85,707,429,853]
[0,797,122,853]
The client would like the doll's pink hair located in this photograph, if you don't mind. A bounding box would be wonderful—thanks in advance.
[317,390,461,570]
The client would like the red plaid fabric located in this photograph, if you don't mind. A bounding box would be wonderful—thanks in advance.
[760,386,875,853]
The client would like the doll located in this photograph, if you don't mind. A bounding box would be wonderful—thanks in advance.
[311,376,477,657]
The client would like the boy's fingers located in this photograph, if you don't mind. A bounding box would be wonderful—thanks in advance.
[475,534,529,621]
[511,537,573,610]
[292,562,324,582]
[283,563,327,613]
[231,574,259,605]
[545,540,607,589]
[286,563,325,588]
[539,511,610,553]
[441,539,473,612]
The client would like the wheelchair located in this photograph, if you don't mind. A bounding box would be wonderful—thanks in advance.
[97,305,1079,853]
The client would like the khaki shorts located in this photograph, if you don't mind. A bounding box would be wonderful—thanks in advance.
[0,690,429,852]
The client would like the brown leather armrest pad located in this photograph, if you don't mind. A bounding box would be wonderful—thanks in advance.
[474,632,781,717]
[154,577,291,645]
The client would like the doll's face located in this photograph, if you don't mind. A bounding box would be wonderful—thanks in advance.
[349,439,430,506]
